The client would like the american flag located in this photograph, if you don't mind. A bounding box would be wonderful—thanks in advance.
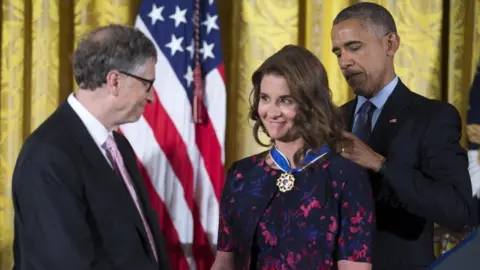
[119,0,225,269]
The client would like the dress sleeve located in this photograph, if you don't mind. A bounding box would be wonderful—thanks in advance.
[217,162,238,252]
[335,163,375,263]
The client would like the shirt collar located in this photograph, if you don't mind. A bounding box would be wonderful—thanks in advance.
[67,93,111,148]
[355,76,399,115]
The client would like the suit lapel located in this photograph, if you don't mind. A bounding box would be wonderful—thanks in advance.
[114,132,161,265]
[61,102,157,263]
[368,80,412,154]
[114,132,144,202]
[61,102,125,187]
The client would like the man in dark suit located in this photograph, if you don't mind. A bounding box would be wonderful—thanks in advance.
[467,62,480,219]
[12,24,170,270]
[330,3,475,269]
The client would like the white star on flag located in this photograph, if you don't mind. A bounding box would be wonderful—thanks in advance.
[202,13,219,34]
[184,66,194,87]
[165,34,184,56]
[186,39,194,59]
[200,41,215,60]
[169,6,187,28]
[148,4,164,25]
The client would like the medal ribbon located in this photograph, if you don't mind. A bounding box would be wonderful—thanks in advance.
[270,145,331,173]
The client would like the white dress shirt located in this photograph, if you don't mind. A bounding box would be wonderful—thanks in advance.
[67,93,113,167]
[353,76,399,130]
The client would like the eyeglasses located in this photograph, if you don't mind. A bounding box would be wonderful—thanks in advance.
[118,70,155,93]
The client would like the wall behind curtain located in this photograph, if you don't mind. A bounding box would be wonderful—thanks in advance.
[1,0,479,268]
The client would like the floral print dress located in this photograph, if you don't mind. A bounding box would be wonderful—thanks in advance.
[217,151,375,270]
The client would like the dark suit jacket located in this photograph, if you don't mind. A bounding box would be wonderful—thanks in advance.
[341,79,475,270]
[12,101,170,270]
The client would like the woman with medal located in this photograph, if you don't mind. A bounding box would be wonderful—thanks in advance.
[212,45,375,270]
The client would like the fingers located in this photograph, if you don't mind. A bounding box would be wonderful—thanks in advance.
[342,131,355,139]
[338,139,354,153]
[340,150,352,160]
[338,134,358,161]
[339,131,364,158]
[343,131,365,145]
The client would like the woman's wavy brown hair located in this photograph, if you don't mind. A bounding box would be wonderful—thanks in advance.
[248,45,344,164]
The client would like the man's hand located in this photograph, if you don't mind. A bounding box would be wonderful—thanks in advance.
[339,131,385,171]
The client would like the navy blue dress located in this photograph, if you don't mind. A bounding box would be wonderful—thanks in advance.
[217,151,375,269]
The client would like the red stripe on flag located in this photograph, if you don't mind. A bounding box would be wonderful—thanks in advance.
[116,128,190,269]
[216,63,225,82]
[142,89,215,268]
[195,64,226,201]
[192,205,215,270]
[195,108,224,201]
[137,159,190,270]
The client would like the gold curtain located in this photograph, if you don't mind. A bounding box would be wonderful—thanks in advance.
[1,0,479,268]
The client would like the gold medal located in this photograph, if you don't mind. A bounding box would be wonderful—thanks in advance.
[276,172,295,192]
[270,145,330,193]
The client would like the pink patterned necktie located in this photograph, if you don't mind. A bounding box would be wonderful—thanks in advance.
[103,135,158,263]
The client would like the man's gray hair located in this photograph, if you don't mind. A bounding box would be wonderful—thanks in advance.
[72,24,157,90]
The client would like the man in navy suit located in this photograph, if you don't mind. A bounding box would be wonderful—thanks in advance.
[12,25,170,270]
[467,63,480,203]
[466,62,480,230]
[331,3,475,269]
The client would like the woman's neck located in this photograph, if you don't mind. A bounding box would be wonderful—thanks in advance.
[274,138,304,167]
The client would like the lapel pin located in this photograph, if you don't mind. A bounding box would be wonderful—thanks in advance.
[389,119,397,123]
